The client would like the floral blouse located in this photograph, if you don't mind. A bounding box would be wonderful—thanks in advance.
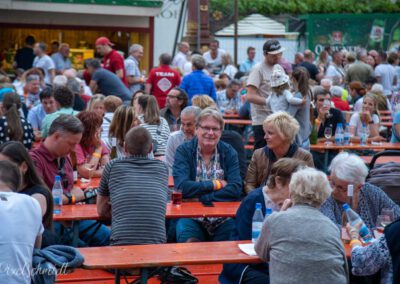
[352,236,393,283]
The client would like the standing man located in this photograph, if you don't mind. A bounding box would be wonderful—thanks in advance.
[14,35,35,71]
[145,53,181,108]
[300,50,323,82]
[95,37,127,86]
[325,50,345,87]
[51,43,72,75]
[33,42,55,85]
[345,50,374,84]
[375,51,397,97]
[173,42,190,73]
[239,46,257,74]
[246,39,284,149]
[125,44,144,94]
[203,39,225,75]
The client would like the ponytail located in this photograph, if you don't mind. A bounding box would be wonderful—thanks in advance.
[3,93,23,141]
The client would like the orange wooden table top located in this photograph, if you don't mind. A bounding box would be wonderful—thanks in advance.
[76,176,174,189]
[310,142,400,151]
[53,202,240,221]
[224,119,252,125]
[79,240,354,270]
[223,113,240,119]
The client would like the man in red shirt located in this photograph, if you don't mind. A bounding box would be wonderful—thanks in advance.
[145,53,181,108]
[95,37,128,86]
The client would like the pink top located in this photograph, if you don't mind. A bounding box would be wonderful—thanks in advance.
[74,141,110,167]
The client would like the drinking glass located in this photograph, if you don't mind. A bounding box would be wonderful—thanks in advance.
[376,215,392,233]
[324,127,332,145]
[171,188,183,206]
[381,208,395,222]
[85,155,96,190]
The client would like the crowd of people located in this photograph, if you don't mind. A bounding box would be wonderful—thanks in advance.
[1,34,400,284]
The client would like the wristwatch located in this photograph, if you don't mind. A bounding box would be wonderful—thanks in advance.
[65,192,73,204]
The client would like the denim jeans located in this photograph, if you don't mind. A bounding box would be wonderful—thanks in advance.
[176,218,235,242]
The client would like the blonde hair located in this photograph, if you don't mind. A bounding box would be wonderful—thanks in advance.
[289,167,332,208]
[191,95,218,110]
[263,111,300,143]
[87,94,105,111]
[109,105,139,146]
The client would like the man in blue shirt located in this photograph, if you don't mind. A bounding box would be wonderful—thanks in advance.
[51,43,72,75]
[180,55,217,103]
[27,87,57,138]
[239,46,257,74]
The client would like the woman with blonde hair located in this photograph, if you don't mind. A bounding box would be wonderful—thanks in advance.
[137,94,170,156]
[191,95,218,110]
[107,105,140,158]
[220,53,238,79]
[87,94,106,117]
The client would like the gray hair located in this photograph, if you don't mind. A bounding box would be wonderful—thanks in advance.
[181,106,201,119]
[66,78,81,94]
[370,83,384,94]
[192,55,206,70]
[129,44,143,54]
[37,42,47,52]
[289,167,332,208]
[26,74,40,83]
[196,107,224,130]
[48,114,84,136]
[53,75,68,87]
[356,49,368,60]
[329,152,368,185]
[321,78,332,87]
[330,86,343,97]
[228,79,241,88]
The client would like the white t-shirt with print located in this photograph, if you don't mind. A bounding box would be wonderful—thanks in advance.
[349,112,380,136]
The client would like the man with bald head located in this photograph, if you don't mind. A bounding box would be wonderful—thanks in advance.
[300,50,323,82]
[97,126,168,246]
[173,42,190,73]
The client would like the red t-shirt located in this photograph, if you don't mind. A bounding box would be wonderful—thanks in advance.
[146,65,181,108]
[102,49,128,86]
[332,97,350,111]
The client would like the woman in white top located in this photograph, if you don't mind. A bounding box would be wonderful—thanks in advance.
[137,94,170,156]
[349,93,385,143]
[220,53,238,79]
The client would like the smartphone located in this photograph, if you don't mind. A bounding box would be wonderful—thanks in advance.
[202,200,214,207]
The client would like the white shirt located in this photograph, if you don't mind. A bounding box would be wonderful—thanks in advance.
[0,192,43,284]
[33,55,55,85]
[349,112,380,136]
[375,63,397,96]
[266,89,303,113]
[101,112,114,141]
[203,49,225,71]
[172,51,188,72]
[220,64,238,79]
[325,63,345,86]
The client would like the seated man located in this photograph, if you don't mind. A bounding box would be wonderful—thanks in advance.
[97,126,168,245]
[173,108,242,242]
[311,86,346,172]
[30,114,110,246]
[0,160,43,284]
[216,79,242,113]
[165,106,201,173]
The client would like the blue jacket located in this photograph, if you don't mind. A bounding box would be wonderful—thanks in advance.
[219,188,269,284]
[180,70,217,103]
[173,137,242,202]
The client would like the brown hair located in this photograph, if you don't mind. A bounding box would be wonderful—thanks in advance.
[292,67,310,98]
[349,81,367,96]
[125,126,152,156]
[76,111,103,147]
[104,95,123,113]
[138,94,161,125]
[266,158,306,189]
[109,105,139,147]
[2,92,23,142]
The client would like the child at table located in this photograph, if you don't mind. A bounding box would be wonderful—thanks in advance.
[266,64,305,113]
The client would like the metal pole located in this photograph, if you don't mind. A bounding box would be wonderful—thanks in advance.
[234,0,238,66]
[197,0,201,51]
[172,0,186,58]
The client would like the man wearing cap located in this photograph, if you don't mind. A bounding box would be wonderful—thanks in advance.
[95,37,128,86]
[246,39,284,149]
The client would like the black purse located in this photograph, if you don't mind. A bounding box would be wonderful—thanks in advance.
[128,266,198,284]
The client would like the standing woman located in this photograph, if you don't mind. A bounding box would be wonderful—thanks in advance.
[75,111,110,178]
[287,66,312,149]
[0,141,55,247]
[0,92,34,149]
[107,105,140,158]
[137,94,170,156]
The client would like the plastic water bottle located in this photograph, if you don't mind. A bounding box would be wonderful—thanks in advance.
[343,123,351,145]
[342,203,373,243]
[52,175,63,214]
[252,203,264,243]
[264,208,273,221]
[360,124,368,146]
[335,123,344,145]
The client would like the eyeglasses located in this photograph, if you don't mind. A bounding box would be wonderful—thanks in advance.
[198,125,221,133]
[167,95,180,99]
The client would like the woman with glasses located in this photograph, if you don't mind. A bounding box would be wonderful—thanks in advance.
[137,94,170,156]
[0,141,56,247]
[75,111,110,179]
[173,108,242,243]
[160,87,189,132]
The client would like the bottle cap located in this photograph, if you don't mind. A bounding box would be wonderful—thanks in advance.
[342,203,350,210]
[55,175,61,182]
[255,203,262,210]
[266,208,272,215]
[337,123,342,127]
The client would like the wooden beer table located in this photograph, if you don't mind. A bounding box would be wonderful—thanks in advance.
[224,119,252,125]
[76,176,174,189]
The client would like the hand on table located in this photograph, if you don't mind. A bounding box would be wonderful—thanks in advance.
[71,187,85,202]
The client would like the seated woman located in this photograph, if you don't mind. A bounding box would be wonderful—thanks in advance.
[130,90,144,111]
[191,94,217,109]
[75,111,110,179]
[349,81,366,112]
[348,219,400,284]
[321,152,400,229]
[255,167,348,284]
[219,158,306,284]
[137,94,170,156]
[86,94,105,118]
[0,141,55,248]
[106,105,140,158]
[349,93,386,143]
[173,108,242,243]
[0,92,34,149]
[245,111,314,194]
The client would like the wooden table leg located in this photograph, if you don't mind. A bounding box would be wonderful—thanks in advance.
[72,221,80,247]
[141,268,149,284]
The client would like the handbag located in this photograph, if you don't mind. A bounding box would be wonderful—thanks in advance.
[129,266,198,284]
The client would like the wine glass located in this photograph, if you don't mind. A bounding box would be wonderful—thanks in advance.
[324,127,332,145]
[376,215,392,233]
[381,208,395,222]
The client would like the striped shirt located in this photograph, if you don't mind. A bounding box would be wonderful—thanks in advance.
[98,156,168,246]
[139,116,170,156]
